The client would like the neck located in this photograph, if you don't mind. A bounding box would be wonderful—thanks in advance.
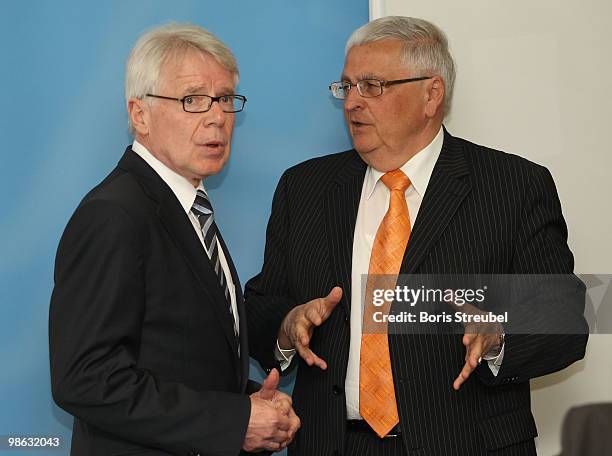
[134,135,201,188]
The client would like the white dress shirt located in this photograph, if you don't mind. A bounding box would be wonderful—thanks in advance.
[132,141,239,336]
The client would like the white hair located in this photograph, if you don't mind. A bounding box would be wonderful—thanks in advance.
[125,22,238,131]
[346,16,456,115]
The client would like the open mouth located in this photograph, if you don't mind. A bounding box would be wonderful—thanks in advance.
[199,140,226,153]
[203,140,224,149]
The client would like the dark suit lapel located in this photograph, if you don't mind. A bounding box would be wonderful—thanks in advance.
[118,148,240,361]
[402,130,472,273]
[323,151,367,317]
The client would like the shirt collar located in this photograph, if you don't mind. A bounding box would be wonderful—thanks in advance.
[364,125,444,200]
[132,140,205,214]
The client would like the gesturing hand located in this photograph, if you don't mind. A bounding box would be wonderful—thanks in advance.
[244,369,300,452]
[450,302,504,391]
[278,287,343,370]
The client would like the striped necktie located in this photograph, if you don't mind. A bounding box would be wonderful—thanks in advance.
[191,189,236,334]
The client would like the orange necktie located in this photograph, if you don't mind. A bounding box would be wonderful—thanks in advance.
[360,169,411,438]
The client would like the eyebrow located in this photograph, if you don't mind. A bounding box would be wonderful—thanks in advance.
[339,73,383,82]
[183,85,207,93]
[183,85,235,95]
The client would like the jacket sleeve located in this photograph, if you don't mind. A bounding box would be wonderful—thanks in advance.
[477,164,588,386]
[49,199,250,456]
[245,172,299,374]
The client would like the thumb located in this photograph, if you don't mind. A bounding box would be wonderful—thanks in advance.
[259,368,280,400]
[323,286,343,311]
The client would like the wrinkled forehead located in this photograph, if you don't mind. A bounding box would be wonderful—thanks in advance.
[157,48,236,93]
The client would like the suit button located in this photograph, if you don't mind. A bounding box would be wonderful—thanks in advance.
[332,385,343,395]
[334,451,342,456]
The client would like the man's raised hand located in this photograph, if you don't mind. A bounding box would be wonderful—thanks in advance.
[278,287,343,370]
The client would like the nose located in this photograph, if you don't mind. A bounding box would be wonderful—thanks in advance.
[343,86,364,112]
[202,99,227,127]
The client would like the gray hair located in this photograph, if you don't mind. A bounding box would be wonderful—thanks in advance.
[125,22,239,131]
[346,16,456,115]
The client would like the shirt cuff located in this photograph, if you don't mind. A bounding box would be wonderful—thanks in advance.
[483,339,505,377]
[275,339,296,371]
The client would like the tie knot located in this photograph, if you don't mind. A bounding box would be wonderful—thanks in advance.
[192,189,214,217]
[381,169,410,192]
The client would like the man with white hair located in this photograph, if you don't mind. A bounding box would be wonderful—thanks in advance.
[49,23,299,456]
[246,16,587,455]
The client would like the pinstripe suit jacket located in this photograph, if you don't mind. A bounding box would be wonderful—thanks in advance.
[245,130,588,456]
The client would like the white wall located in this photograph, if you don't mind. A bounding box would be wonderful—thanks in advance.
[370,1,612,454]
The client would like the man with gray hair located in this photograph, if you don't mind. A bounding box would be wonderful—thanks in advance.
[246,16,587,455]
[49,23,299,456]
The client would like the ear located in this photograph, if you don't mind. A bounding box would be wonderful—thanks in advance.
[127,98,151,136]
[424,76,445,118]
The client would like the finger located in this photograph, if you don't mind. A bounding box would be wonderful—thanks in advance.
[281,430,298,449]
[303,288,343,328]
[258,368,280,400]
[272,392,292,409]
[462,331,477,346]
[295,344,328,369]
[293,328,313,360]
[272,428,290,442]
[276,413,291,432]
[274,399,291,416]
[288,410,301,437]
[282,432,296,449]
[321,286,343,315]
[305,305,324,326]
[280,434,295,450]
[455,331,487,390]
[275,391,292,406]
[268,441,282,452]
[453,360,475,391]
[294,321,312,348]
[465,336,484,369]
[292,328,316,364]
[262,368,280,391]
[309,355,327,370]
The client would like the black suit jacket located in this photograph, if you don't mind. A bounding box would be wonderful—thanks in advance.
[50,148,256,456]
[245,130,588,456]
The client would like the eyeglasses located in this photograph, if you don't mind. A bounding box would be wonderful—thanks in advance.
[329,77,432,99]
[145,93,247,113]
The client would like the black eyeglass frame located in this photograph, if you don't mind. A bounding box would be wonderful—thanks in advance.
[329,76,432,99]
[145,93,247,113]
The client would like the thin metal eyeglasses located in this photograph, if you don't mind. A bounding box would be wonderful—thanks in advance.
[145,93,247,113]
[329,77,432,99]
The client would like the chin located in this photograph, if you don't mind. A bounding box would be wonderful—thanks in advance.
[207,154,229,175]
[351,135,376,151]
[199,159,228,178]
[352,141,377,158]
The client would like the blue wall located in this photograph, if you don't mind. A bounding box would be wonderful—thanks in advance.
[0,2,368,454]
